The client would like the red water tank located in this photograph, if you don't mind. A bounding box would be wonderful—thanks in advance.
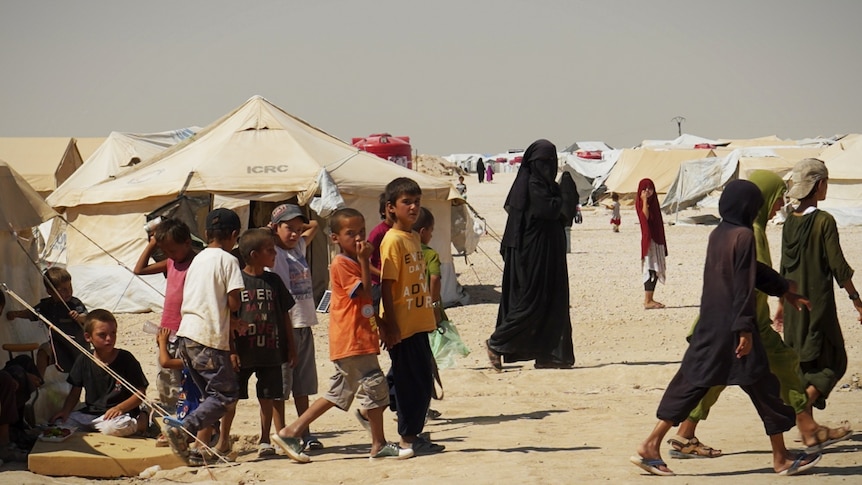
[352,133,413,169]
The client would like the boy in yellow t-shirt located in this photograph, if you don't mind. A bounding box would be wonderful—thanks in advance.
[379,177,444,455]
[271,208,412,462]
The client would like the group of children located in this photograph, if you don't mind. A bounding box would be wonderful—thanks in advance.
[0,175,445,467]
[631,159,862,477]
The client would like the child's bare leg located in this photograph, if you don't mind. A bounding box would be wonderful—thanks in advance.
[215,403,236,452]
[276,397,334,439]
[366,405,387,455]
[294,395,311,439]
[36,348,50,379]
[676,418,697,439]
[644,291,664,309]
[272,399,286,430]
[258,398,273,444]
[635,420,674,474]
[805,385,821,415]
[196,427,213,448]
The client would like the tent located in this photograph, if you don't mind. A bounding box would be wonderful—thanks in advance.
[0,160,58,364]
[48,96,468,312]
[818,135,862,225]
[0,138,91,196]
[661,147,824,213]
[603,148,714,196]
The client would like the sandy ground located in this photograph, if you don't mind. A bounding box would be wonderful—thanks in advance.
[4,171,862,484]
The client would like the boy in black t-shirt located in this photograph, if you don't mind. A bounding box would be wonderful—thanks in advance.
[6,267,88,377]
[221,228,296,459]
[52,309,148,437]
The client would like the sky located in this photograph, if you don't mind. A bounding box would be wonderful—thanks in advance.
[2,0,861,155]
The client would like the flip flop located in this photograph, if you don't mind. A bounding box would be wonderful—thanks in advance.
[778,452,821,476]
[161,416,189,459]
[271,433,310,463]
[804,424,853,453]
[629,455,674,476]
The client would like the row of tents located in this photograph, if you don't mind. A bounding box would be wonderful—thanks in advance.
[1,96,478,320]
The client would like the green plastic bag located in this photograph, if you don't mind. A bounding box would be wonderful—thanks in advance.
[429,319,470,369]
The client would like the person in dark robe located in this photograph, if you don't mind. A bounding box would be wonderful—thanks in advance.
[485,139,574,370]
[631,180,820,477]
[559,171,578,254]
[476,158,485,184]
[636,178,667,309]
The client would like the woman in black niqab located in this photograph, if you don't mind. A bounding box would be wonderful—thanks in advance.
[476,158,485,184]
[487,139,575,369]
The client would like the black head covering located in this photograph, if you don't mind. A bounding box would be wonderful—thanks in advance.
[505,139,557,212]
[719,179,764,228]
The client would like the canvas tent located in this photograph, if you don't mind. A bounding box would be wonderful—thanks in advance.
[0,161,58,364]
[661,147,824,213]
[0,138,97,196]
[603,148,714,196]
[49,96,468,313]
[817,135,862,226]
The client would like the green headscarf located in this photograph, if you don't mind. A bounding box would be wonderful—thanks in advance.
[747,170,786,266]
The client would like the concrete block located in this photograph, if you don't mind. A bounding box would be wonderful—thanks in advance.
[28,432,185,478]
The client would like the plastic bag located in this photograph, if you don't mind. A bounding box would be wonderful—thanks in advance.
[428,320,470,369]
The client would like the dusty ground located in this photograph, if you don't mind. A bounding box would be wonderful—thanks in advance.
[4,171,862,484]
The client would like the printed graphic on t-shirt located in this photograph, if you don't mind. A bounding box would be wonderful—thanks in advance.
[401,249,432,310]
[239,287,280,350]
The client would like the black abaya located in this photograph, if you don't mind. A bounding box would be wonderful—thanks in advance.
[489,140,574,365]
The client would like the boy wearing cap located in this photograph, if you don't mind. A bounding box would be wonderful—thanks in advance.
[164,208,246,465]
[268,203,323,449]
[779,158,862,421]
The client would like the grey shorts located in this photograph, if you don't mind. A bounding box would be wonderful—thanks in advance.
[282,327,318,398]
[323,354,389,411]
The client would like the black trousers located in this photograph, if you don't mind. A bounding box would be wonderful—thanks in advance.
[657,368,795,436]
[387,332,434,437]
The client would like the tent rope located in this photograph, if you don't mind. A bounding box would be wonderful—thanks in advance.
[1,285,233,466]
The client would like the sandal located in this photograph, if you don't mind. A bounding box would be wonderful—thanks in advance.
[485,340,502,371]
[803,423,853,452]
[667,435,722,458]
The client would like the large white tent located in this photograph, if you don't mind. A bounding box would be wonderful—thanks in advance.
[49,96,468,312]
[0,160,57,363]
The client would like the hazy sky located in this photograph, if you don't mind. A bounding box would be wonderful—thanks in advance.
[2,1,861,155]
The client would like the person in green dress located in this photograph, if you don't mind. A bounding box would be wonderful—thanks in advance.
[779,158,862,419]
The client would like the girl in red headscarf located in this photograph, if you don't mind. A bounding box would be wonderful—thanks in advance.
[636,178,667,309]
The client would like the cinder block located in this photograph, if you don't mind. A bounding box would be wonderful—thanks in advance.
[29,432,186,478]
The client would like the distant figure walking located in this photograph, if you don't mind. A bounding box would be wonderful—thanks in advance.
[637,178,667,309]
[485,163,494,183]
[610,193,621,232]
[476,158,485,184]
[559,171,578,253]
[486,139,574,370]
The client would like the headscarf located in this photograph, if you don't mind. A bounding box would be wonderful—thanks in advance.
[748,170,786,266]
[635,178,666,258]
[501,139,558,249]
[718,179,763,229]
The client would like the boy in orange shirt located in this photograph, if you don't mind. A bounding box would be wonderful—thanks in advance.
[272,208,411,462]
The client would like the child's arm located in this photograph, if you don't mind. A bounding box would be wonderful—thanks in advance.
[51,386,83,423]
[103,387,146,420]
[300,220,319,244]
[133,236,169,275]
[379,280,402,349]
[357,241,373,300]
[430,273,443,323]
[227,289,249,336]
[157,328,183,370]
[6,308,36,321]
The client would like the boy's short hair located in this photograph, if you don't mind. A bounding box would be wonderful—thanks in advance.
[154,218,192,244]
[84,308,117,334]
[329,208,364,234]
[238,228,275,261]
[384,177,422,208]
[377,192,388,220]
[205,208,241,242]
[413,207,434,232]
[611,192,619,201]
[43,267,72,290]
